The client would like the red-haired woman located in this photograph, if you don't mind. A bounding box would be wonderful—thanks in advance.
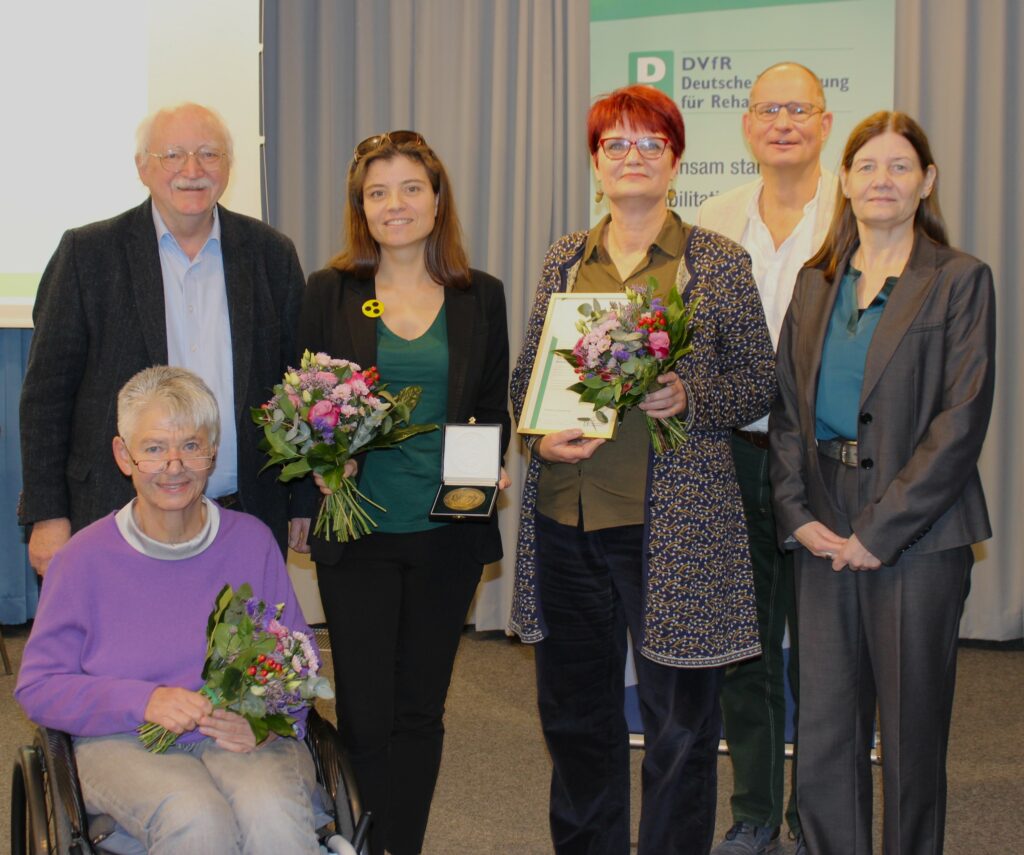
[510,85,776,854]
[770,112,995,855]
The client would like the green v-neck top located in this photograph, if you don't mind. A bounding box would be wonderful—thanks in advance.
[357,306,449,532]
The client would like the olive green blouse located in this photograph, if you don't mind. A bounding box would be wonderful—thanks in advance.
[535,211,685,531]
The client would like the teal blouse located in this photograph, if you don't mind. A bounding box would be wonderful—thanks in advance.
[815,266,897,440]
[358,307,448,532]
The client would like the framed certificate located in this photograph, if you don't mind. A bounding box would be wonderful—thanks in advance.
[518,292,620,440]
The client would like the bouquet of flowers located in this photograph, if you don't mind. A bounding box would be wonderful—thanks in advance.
[252,350,437,542]
[555,278,700,454]
[138,583,333,753]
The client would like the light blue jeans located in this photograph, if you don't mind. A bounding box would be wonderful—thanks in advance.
[74,733,321,855]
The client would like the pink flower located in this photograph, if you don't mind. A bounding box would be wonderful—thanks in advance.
[308,399,340,431]
[648,330,670,359]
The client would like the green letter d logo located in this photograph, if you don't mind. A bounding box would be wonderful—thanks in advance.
[629,51,673,97]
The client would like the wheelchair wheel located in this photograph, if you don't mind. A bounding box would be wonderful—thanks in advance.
[11,745,42,851]
[10,729,93,855]
[11,744,59,854]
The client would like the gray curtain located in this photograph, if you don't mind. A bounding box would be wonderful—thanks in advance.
[263,0,591,630]
[263,0,1022,639]
[895,0,1023,639]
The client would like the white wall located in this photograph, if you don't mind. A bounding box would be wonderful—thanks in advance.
[0,0,261,326]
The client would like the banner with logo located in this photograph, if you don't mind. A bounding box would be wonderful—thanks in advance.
[590,0,895,736]
[589,0,895,223]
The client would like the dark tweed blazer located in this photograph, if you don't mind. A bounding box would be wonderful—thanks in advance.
[769,231,995,564]
[295,266,510,568]
[19,199,305,551]
[509,224,776,667]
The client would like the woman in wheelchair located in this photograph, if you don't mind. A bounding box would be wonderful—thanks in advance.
[15,366,324,854]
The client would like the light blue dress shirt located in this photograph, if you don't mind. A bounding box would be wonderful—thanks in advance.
[152,206,237,498]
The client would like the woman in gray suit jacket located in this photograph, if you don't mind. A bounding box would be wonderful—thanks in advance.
[769,112,995,855]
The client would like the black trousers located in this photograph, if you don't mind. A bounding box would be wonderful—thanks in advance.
[534,512,724,855]
[796,453,972,855]
[316,525,482,855]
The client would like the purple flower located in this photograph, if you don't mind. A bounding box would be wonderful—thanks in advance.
[612,347,630,362]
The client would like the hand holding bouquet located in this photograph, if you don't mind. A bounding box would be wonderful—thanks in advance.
[138,583,333,753]
[252,350,437,542]
[555,278,700,454]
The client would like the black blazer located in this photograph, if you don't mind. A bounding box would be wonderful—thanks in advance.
[297,266,510,566]
[19,200,305,551]
[769,231,995,565]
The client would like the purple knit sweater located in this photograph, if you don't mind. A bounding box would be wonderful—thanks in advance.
[15,510,315,740]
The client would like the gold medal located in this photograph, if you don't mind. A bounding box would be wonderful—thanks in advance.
[362,299,384,318]
[443,487,486,512]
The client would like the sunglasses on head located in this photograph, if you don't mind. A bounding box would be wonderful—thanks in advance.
[351,130,426,164]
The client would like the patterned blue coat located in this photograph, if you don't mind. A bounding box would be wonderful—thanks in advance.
[509,224,776,667]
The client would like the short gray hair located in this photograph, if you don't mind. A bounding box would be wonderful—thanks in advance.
[134,102,235,165]
[117,366,221,448]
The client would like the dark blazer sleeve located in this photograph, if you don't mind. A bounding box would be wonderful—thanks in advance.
[768,269,819,546]
[460,271,510,457]
[853,254,996,562]
[19,229,92,524]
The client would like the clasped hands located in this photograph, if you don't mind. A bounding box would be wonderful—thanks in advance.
[794,521,881,572]
[143,687,266,753]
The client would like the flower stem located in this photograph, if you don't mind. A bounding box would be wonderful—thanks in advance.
[313,475,386,542]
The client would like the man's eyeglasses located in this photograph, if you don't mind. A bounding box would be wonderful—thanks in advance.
[120,441,215,474]
[352,131,426,164]
[147,147,227,173]
[597,137,670,161]
[749,102,824,123]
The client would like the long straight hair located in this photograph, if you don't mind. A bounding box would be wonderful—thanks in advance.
[330,137,471,289]
[808,111,949,282]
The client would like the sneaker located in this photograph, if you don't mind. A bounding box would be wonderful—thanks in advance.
[711,822,782,855]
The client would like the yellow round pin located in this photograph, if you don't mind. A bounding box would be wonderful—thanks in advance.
[361,299,384,318]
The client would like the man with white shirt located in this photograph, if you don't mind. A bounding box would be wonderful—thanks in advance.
[20,103,305,574]
[697,62,836,855]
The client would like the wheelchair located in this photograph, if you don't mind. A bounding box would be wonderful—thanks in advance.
[10,706,371,855]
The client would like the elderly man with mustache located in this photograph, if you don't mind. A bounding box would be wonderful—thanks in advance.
[20,102,305,573]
